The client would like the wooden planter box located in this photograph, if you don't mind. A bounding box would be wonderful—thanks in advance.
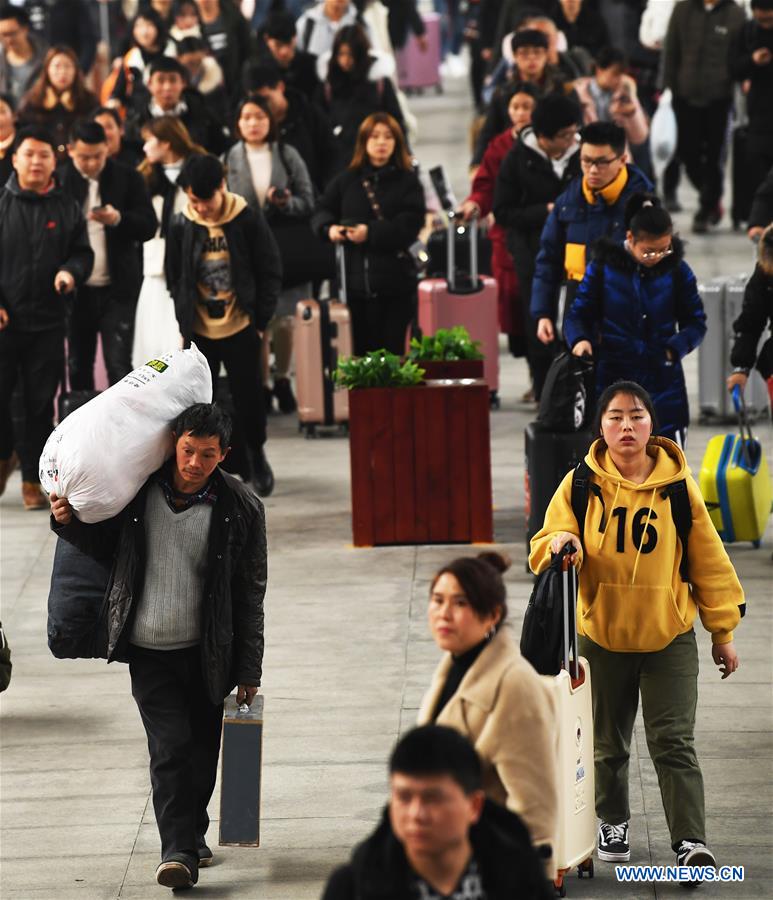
[349,380,493,546]
[416,359,485,380]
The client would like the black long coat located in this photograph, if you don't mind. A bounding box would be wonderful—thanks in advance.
[51,467,267,704]
[731,264,773,379]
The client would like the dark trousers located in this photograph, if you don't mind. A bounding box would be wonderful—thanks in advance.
[673,96,733,214]
[349,291,415,357]
[0,328,64,482]
[196,326,266,450]
[129,645,223,864]
[68,285,135,390]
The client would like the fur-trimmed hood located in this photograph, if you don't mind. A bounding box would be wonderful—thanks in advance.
[590,234,686,277]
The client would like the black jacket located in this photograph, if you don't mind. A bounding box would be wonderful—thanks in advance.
[544,0,609,58]
[731,264,773,378]
[729,20,773,138]
[24,0,98,73]
[277,86,337,192]
[200,0,255,99]
[312,162,425,298]
[322,801,553,900]
[166,203,282,339]
[57,158,158,303]
[0,172,94,333]
[247,44,321,100]
[17,94,99,159]
[749,164,773,230]
[124,88,229,157]
[51,467,267,704]
[492,128,580,283]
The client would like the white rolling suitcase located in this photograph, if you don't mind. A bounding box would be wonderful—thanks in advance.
[551,551,596,897]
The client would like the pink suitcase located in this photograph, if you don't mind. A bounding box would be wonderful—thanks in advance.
[396,13,442,94]
[418,216,500,406]
[295,245,353,437]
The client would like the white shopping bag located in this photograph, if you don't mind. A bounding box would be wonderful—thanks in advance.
[650,89,678,181]
[40,345,212,523]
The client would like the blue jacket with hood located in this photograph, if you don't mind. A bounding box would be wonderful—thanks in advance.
[564,235,706,441]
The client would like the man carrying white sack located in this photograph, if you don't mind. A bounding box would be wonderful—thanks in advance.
[49,402,267,891]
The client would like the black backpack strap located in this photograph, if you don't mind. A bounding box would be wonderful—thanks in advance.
[301,16,315,52]
[570,460,592,551]
[661,479,692,582]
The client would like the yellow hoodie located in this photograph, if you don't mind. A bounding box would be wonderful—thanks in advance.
[529,438,744,653]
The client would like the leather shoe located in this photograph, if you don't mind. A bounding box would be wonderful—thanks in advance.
[0,452,18,497]
[156,853,198,888]
[22,481,47,510]
[251,447,275,497]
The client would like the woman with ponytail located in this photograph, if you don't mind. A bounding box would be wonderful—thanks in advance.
[564,192,707,445]
[417,552,559,880]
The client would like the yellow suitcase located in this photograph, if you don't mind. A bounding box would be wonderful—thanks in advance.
[699,389,772,546]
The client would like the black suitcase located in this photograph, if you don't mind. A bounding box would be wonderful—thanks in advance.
[524,423,592,560]
[426,223,492,279]
[219,694,264,847]
[731,125,755,229]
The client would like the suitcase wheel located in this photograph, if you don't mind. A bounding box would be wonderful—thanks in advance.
[554,878,566,898]
[577,858,594,879]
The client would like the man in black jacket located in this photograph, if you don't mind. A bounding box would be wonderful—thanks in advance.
[322,725,552,900]
[245,63,335,192]
[253,9,321,100]
[50,402,267,891]
[124,57,228,157]
[166,154,281,497]
[59,120,157,388]
[0,125,93,509]
[492,93,581,399]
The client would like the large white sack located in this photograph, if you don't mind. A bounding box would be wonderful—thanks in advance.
[650,89,678,181]
[40,345,212,523]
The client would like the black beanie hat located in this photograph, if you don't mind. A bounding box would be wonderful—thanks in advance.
[511,29,549,52]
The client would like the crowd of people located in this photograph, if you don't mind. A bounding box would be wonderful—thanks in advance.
[0,0,768,895]
[1,0,772,508]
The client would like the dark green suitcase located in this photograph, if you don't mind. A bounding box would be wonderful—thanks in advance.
[219,694,264,847]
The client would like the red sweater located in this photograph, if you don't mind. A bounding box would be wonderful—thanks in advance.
[467,127,515,244]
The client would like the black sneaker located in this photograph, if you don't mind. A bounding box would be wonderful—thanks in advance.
[664,193,683,213]
[675,840,716,888]
[156,853,198,888]
[597,821,630,862]
[251,447,275,498]
[692,211,709,234]
[197,840,214,868]
[273,377,297,414]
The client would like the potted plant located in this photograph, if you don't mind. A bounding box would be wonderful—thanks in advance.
[408,326,485,380]
[336,350,493,547]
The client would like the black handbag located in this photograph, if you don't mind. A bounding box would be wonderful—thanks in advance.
[536,351,595,433]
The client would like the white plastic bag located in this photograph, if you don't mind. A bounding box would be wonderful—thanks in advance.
[40,345,212,523]
[650,89,678,181]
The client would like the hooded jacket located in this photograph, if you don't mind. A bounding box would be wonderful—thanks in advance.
[0,171,94,332]
[166,190,281,340]
[417,626,559,880]
[730,263,773,379]
[530,163,653,321]
[564,236,706,438]
[529,437,745,654]
[322,800,553,900]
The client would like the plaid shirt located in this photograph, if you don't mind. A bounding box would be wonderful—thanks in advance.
[155,463,218,513]
[413,860,486,900]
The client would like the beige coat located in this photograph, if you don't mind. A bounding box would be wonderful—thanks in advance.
[418,626,559,878]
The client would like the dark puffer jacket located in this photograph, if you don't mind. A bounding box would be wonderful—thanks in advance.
[730,264,773,379]
[564,236,707,440]
[0,171,94,333]
[51,467,267,704]
[312,162,425,298]
[322,800,553,900]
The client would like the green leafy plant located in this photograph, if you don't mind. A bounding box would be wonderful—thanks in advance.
[408,326,484,361]
[334,350,425,389]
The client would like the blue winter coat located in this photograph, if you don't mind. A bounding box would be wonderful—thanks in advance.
[564,237,707,441]
[530,164,653,321]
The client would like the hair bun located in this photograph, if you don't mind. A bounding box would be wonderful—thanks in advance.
[476,551,512,574]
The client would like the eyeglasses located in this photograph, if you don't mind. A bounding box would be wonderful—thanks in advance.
[580,155,621,170]
[639,246,673,260]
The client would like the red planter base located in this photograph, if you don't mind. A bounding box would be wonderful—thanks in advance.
[349,380,493,546]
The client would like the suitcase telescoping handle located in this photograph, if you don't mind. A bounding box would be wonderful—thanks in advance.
[335,242,347,306]
[731,384,755,468]
[560,544,580,681]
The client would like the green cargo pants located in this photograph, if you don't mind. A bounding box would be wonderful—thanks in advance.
[578,629,705,849]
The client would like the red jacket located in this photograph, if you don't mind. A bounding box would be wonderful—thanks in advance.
[467,127,515,245]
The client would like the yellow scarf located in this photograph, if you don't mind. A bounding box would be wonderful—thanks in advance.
[582,164,628,206]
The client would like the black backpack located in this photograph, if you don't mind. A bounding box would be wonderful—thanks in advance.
[535,352,594,433]
[520,551,569,676]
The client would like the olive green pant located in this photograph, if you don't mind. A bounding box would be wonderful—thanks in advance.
[578,630,705,849]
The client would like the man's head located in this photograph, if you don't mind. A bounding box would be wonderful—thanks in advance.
[388,726,485,862]
[171,403,231,487]
[180,152,226,220]
[68,120,108,180]
[0,5,31,55]
[12,126,56,192]
[531,93,580,157]
[752,0,773,28]
[176,36,208,79]
[579,121,627,190]
[92,106,123,157]
[323,0,350,23]
[511,28,549,81]
[594,46,627,92]
[263,11,297,68]
[244,64,288,119]
[148,57,188,111]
